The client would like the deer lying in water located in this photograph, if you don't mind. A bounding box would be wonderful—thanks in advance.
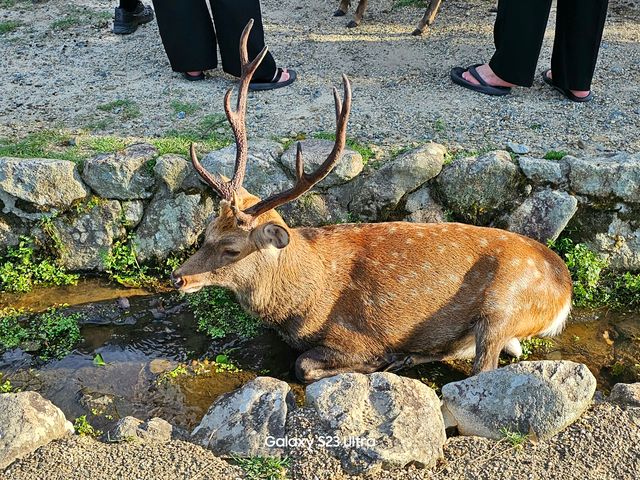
[171,20,573,383]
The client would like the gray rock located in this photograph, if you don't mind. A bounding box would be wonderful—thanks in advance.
[608,383,640,407]
[134,192,214,262]
[403,185,446,223]
[306,372,445,474]
[280,139,363,188]
[52,200,125,271]
[81,143,157,200]
[506,189,578,242]
[0,214,26,249]
[441,361,596,441]
[0,157,88,218]
[518,156,567,185]
[506,142,530,155]
[120,200,144,229]
[436,150,525,224]
[279,192,348,227]
[347,143,447,220]
[200,140,288,199]
[191,377,294,458]
[564,152,640,203]
[154,154,191,193]
[590,214,640,271]
[0,391,74,469]
[110,416,173,443]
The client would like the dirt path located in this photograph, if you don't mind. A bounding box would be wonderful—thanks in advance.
[1,0,639,157]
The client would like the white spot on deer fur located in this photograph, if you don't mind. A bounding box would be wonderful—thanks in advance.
[465,255,473,263]
[539,299,571,337]
[422,261,432,270]
[499,234,508,241]
[526,258,536,266]
[437,245,446,253]
[406,238,414,245]
[389,226,397,233]
[416,231,424,238]
[448,273,460,283]
[331,260,338,272]
[511,258,521,267]
[495,248,503,254]
[479,238,489,247]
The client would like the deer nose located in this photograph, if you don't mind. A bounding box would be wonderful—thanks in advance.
[170,272,184,289]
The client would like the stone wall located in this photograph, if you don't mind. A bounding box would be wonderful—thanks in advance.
[1,141,639,272]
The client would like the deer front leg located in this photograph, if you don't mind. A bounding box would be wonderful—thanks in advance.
[347,0,368,28]
[334,0,350,17]
[413,0,444,36]
[295,346,386,383]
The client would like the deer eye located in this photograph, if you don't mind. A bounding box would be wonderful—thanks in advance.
[221,249,240,258]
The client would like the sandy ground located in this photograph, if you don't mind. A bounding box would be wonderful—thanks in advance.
[0,0,639,157]
[4,402,640,480]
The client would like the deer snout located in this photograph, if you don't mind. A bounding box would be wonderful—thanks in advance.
[170,272,184,289]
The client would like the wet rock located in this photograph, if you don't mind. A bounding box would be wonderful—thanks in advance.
[0,391,74,469]
[154,154,191,193]
[506,142,530,155]
[110,416,173,443]
[506,189,578,242]
[191,376,294,458]
[346,143,447,220]
[436,150,525,224]
[200,140,288,199]
[403,185,446,223]
[120,200,144,228]
[441,361,596,441]
[0,157,88,218]
[0,214,26,249]
[608,383,640,407]
[81,143,157,200]
[306,372,446,474]
[518,156,567,185]
[116,297,130,310]
[280,139,363,188]
[52,200,125,271]
[564,152,640,203]
[134,192,214,262]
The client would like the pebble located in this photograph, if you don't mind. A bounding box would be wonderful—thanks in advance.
[177,111,186,119]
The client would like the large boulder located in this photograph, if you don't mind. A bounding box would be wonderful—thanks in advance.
[153,154,191,193]
[506,189,578,242]
[0,157,88,218]
[305,372,446,474]
[0,391,74,469]
[441,361,596,441]
[346,143,447,220]
[81,143,157,200]
[564,152,640,203]
[200,140,288,199]
[436,150,525,224]
[53,199,125,271]
[280,139,363,188]
[134,192,214,262]
[191,377,294,458]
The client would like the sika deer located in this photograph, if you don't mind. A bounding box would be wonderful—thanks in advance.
[171,20,573,383]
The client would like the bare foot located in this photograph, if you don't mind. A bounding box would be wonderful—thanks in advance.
[274,68,291,83]
[462,64,516,88]
[545,70,590,98]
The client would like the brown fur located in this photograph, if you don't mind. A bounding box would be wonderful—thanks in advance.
[173,189,573,383]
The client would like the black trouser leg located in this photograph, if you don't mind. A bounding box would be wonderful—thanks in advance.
[119,0,138,11]
[489,0,552,87]
[551,0,609,91]
[210,0,277,81]
[152,0,218,72]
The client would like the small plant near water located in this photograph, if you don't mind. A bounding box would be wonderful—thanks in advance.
[102,236,154,288]
[0,373,19,393]
[233,456,290,480]
[0,237,78,293]
[73,415,102,437]
[519,338,554,360]
[499,427,528,452]
[187,287,260,339]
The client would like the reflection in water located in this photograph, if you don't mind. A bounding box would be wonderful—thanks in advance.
[1,282,639,431]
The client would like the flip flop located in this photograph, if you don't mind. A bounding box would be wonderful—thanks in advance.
[450,64,511,96]
[249,68,297,91]
[542,69,593,103]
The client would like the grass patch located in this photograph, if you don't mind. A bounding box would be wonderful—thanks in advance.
[170,100,201,116]
[234,456,290,480]
[81,135,127,154]
[543,150,568,160]
[153,113,232,156]
[0,237,78,293]
[0,20,22,34]
[51,15,83,31]
[0,130,84,162]
[187,287,260,339]
[499,427,528,451]
[74,415,102,437]
[392,0,426,9]
[97,99,141,121]
[0,306,82,361]
[312,131,375,164]
[102,235,154,288]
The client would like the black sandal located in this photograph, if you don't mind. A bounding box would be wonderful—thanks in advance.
[249,68,297,91]
[450,63,511,96]
[183,71,205,82]
[542,69,592,103]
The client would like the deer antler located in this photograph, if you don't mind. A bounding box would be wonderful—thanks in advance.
[236,75,352,228]
[190,19,268,201]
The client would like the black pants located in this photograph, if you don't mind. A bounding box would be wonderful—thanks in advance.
[489,0,609,90]
[151,0,277,81]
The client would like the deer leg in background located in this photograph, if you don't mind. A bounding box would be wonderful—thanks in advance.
[383,353,443,372]
[347,0,368,28]
[471,316,507,374]
[413,0,444,36]
[334,0,351,17]
[295,346,386,383]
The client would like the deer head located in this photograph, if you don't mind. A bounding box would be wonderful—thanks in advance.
[171,20,352,293]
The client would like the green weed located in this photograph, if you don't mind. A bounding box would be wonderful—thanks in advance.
[0,373,18,393]
[433,118,447,133]
[102,236,154,288]
[170,100,200,116]
[187,287,260,339]
[519,338,554,360]
[74,415,102,437]
[499,427,528,451]
[154,114,231,156]
[234,456,290,480]
[97,99,141,121]
[81,136,127,154]
[0,20,21,34]
[543,150,568,160]
[392,0,426,9]
[0,130,83,162]
[312,131,375,164]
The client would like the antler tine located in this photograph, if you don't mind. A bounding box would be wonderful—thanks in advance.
[190,143,230,199]
[240,75,352,226]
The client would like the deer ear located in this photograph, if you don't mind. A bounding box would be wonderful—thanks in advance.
[251,222,290,250]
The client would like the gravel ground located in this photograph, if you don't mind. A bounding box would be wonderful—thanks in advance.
[5,402,639,479]
[1,0,639,157]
